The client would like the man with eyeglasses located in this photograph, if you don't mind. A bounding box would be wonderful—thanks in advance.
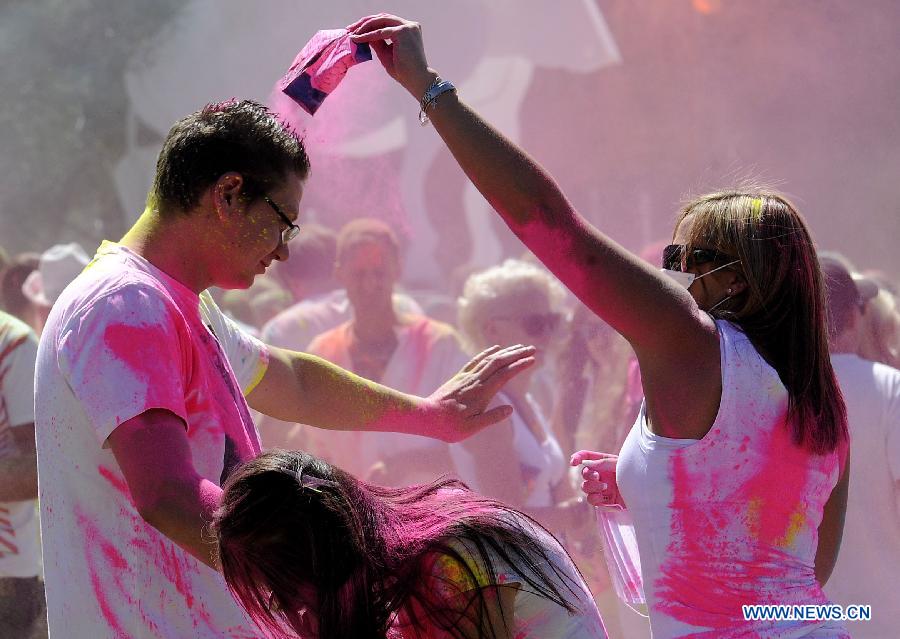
[33,99,534,639]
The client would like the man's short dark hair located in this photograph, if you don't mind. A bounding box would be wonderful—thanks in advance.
[152,99,310,213]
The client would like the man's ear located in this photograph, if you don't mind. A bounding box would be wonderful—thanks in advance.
[211,172,245,219]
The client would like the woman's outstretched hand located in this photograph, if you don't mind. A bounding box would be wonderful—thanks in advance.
[347,14,437,99]
[571,450,625,508]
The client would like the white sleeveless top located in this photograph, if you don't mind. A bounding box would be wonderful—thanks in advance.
[617,320,848,638]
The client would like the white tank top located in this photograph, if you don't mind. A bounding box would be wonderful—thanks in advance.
[617,320,848,638]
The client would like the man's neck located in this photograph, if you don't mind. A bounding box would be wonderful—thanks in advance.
[119,207,212,294]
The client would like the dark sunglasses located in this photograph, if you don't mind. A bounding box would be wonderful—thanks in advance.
[662,244,730,272]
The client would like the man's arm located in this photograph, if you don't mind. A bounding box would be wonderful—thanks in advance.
[246,344,534,443]
[107,409,222,569]
[0,423,38,501]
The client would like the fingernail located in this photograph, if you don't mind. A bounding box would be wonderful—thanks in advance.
[598,482,608,490]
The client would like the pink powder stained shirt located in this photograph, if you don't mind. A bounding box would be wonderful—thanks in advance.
[0,311,41,578]
[616,320,848,638]
[34,242,268,638]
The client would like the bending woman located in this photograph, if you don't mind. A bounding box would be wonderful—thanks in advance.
[350,15,850,638]
[213,450,607,638]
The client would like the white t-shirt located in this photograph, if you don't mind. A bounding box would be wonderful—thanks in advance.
[617,320,847,638]
[35,242,269,638]
[825,354,900,639]
[0,311,41,578]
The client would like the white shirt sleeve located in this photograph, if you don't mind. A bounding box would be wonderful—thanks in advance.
[199,291,269,396]
[56,285,191,445]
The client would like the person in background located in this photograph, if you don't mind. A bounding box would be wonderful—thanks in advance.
[354,15,849,637]
[301,218,470,486]
[820,255,900,639]
[218,274,292,335]
[0,310,45,638]
[213,449,608,639]
[819,251,900,370]
[20,243,90,335]
[0,253,40,327]
[857,284,900,369]
[553,304,636,459]
[261,221,423,353]
[454,259,587,538]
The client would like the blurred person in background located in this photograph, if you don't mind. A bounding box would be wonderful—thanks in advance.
[820,255,900,639]
[819,251,900,370]
[0,253,40,329]
[0,309,45,638]
[217,274,292,336]
[20,243,90,335]
[261,221,423,353]
[300,218,470,486]
[856,284,900,369]
[552,304,646,639]
[454,259,588,538]
[553,304,636,459]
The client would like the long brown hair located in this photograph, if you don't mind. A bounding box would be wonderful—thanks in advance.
[677,190,847,455]
[212,450,585,639]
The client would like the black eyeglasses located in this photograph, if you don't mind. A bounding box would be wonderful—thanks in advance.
[262,195,301,243]
[662,244,730,272]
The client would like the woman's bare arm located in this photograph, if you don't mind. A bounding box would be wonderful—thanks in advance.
[351,16,721,438]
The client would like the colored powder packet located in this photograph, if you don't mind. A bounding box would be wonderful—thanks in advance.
[278,28,372,115]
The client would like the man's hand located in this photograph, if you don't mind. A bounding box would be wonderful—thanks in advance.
[415,344,536,443]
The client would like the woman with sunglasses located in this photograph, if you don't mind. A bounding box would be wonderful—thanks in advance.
[452,259,588,541]
[213,449,607,639]
[351,14,849,638]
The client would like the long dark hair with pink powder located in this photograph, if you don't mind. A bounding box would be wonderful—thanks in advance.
[212,450,586,639]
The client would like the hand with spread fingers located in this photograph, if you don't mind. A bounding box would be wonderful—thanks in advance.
[348,13,437,98]
[571,450,625,508]
[417,344,536,443]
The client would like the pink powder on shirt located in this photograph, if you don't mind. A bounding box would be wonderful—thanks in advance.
[77,508,133,637]
[98,464,131,499]
[655,420,832,632]
[103,322,174,378]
